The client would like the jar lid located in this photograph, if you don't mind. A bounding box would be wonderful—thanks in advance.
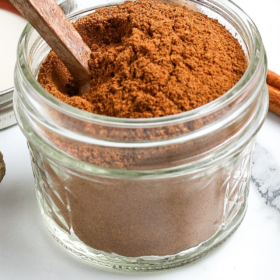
[0,1,24,129]
[0,88,15,129]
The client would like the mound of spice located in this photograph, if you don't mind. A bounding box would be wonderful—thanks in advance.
[38,0,247,118]
[34,0,249,258]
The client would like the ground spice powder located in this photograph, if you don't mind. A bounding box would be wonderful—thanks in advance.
[34,0,248,258]
[38,0,247,118]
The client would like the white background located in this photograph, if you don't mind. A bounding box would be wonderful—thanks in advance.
[1,0,280,279]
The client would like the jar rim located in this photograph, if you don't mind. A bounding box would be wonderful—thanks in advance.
[16,0,265,127]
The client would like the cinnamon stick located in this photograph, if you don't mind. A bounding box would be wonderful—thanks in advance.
[267,70,280,91]
[267,70,280,115]
[267,85,280,115]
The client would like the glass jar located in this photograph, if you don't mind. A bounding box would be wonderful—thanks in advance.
[13,0,268,272]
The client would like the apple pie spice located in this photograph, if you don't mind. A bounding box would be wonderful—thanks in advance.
[38,0,247,118]
[34,0,247,257]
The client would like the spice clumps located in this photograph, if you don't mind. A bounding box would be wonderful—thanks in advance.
[38,0,247,118]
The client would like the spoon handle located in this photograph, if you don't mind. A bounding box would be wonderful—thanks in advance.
[9,0,91,94]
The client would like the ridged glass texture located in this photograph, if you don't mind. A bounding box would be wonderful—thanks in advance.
[13,0,268,272]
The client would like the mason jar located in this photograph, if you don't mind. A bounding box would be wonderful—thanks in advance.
[13,0,268,272]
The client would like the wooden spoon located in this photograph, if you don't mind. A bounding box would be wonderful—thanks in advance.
[9,0,91,95]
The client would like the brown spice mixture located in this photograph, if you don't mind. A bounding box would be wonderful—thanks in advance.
[33,0,249,258]
[38,0,247,118]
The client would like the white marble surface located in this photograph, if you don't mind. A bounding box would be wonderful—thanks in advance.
[1,1,280,279]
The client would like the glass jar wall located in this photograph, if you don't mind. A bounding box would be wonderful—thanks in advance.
[14,0,268,271]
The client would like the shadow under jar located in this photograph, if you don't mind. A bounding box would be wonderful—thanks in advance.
[13,0,268,272]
